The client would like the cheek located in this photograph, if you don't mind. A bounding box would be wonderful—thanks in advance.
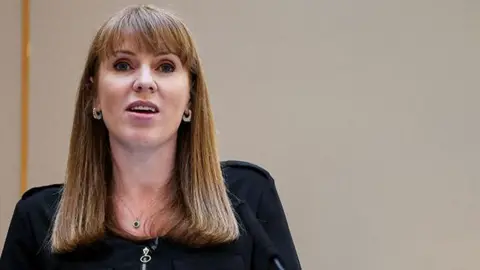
[97,76,127,113]
[162,79,190,113]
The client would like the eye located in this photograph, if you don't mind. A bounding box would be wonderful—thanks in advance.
[157,62,175,73]
[113,61,132,71]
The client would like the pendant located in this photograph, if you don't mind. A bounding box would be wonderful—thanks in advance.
[140,247,152,270]
[133,220,141,229]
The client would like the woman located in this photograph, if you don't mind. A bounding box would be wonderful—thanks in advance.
[0,4,300,270]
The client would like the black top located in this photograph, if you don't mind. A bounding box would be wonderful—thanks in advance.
[0,160,301,270]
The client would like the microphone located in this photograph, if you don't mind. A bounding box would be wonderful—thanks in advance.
[236,200,286,270]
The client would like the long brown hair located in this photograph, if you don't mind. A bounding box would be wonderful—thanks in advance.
[51,4,239,253]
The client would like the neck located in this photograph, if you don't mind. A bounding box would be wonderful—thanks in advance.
[109,137,177,202]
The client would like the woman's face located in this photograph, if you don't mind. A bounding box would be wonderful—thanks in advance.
[95,39,190,149]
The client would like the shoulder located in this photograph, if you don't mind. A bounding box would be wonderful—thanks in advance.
[15,183,63,222]
[221,160,275,190]
[221,160,276,208]
[20,183,63,204]
[5,184,63,250]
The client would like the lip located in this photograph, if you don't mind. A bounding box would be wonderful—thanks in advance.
[127,111,157,121]
[125,100,159,113]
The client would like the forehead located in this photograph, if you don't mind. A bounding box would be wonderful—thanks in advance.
[100,33,173,60]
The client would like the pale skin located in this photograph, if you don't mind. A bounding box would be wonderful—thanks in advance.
[93,39,191,237]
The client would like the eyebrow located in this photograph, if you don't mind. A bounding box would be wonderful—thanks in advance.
[113,50,171,57]
[113,50,136,56]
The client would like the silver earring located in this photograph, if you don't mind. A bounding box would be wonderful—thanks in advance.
[182,109,192,122]
[93,107,102,120]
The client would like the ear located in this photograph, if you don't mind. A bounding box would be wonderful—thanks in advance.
[184,100,191,112]
[89,77,101,109]
[94,97,101,110]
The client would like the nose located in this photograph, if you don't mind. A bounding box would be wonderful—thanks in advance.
[132,66,158,92]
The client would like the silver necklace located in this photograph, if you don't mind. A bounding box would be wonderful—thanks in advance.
[116,196,147,230]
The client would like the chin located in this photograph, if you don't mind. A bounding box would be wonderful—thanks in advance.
[120,129,177,149]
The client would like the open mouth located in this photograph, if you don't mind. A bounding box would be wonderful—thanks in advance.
[126,101,159,114]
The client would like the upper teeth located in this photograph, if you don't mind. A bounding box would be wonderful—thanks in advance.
[132,105,155,112]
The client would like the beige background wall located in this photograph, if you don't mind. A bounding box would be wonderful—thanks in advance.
[0,0,22,253]
[1,0,479,269]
